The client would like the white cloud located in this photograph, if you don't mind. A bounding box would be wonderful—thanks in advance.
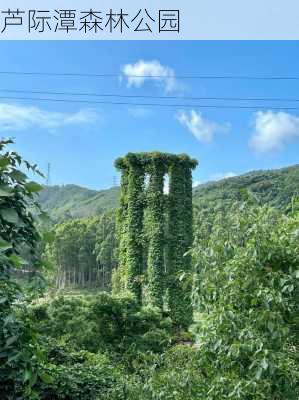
[209,172,237,181]
[127,106,152,118]
[250,110,299,153]
[177,110,230,143]
[0,103,98,132]
[192,180,201,187]
[122,60,178,92]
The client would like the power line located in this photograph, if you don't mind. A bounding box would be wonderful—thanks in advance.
[1,94,299,110]
[1,70,299,80]
[1,88,299,103]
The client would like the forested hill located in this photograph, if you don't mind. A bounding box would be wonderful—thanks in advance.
[39,164,299,221]
[39,184,120,221]
[193,164,299,210]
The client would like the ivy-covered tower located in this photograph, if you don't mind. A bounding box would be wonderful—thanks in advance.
[114,152,198,328]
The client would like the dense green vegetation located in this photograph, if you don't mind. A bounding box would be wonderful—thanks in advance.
[191,201,299,399]
[47,212,117,290]
[0,139,45,398]
[114,152,197,327]
[1,140,298,399]
[193,164,299,211]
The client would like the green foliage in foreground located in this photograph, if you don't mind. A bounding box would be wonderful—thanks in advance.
[30,292,172,359]
[33,350,124,400]
[26,292,172,399]
[124,203,299,400]
[0,139,45,399]
[191,201,299,399]
[28,201,298,400]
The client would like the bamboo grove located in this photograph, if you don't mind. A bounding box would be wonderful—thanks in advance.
[114,152,198,327]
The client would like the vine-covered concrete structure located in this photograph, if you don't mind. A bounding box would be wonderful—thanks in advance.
[114,152,198,327]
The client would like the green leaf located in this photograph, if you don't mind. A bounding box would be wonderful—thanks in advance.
[42,231,55,243]
[0,157,10,169]
[179,272,186,282]
[255,367,263,380]
[9,170,27,182]
[0,208,19,224]
[6,335,18,347]
[23,369,32,382]
[8,353,20,363]
[261,358,268,370]
[0,297,8,304]
[38,371,52,384]
[267,321,274,333]
[9,254,27,267]
[0,186,13,197]
[0,239,12,251]
[25,181,43,193]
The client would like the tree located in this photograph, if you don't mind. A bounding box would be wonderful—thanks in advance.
[48,212,118,290]
[191,202,299,399]
[94,211,118,290]
[0,138,45,398]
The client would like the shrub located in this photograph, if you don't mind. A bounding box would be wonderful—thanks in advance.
[31,292,172,361]
[191,203,299,399]
[30,295,100,352]
[34,351,124,400]
[126,345,206,400]
[89,292,172,360]
[0,139,45,399]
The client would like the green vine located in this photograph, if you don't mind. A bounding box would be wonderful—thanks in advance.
[115,165,129,291]
[115,154,145,303]
[167,160,188,327]
[114,152,197,325]
[146,155,166,308]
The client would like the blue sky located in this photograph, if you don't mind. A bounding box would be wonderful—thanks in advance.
[0,41,299,189]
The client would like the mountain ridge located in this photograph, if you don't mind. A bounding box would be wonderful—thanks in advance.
[39,164,299,221]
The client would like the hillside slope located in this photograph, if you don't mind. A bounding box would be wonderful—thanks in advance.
[193,164,299,210]
[39,184,120,221]
[39,164,299,221]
